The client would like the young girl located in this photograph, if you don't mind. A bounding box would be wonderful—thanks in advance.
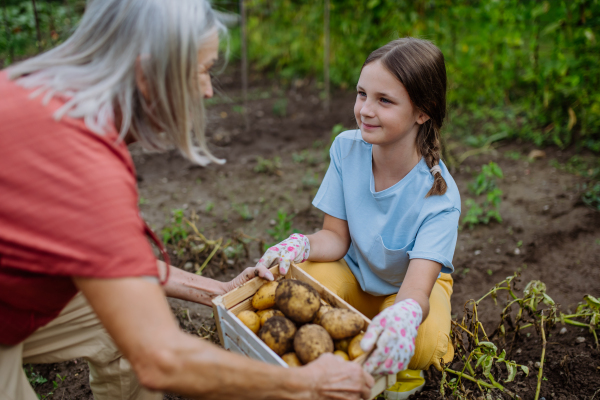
[256,37,459,399]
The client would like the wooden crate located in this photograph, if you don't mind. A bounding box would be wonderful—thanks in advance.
[212,262,395,399]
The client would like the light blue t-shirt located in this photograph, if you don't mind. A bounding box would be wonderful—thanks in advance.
[313,130,461,296]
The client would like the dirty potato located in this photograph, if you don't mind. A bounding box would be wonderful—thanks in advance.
[258,316,296,356]
[312,303,332,325]
[252,281,279,310]
[348,333,365,360]
[282,352,302,367]
[293,324,334,364]
[258,309,285,327]
[320,309,364,339]
[333,350,349,361]
[237,310,260,334]
[275,280,321,323]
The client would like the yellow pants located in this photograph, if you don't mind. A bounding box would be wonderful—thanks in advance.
[299,260,454,371]
[0,292,162,400]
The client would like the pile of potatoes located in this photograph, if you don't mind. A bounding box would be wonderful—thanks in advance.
[236,279,366,367]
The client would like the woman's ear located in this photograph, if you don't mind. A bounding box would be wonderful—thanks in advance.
[135,56,149,100]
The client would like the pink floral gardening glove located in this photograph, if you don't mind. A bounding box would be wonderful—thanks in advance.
[255,234,310,275]
[360,299,423,375]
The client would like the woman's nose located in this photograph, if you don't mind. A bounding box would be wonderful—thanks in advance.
[203,79,214,99]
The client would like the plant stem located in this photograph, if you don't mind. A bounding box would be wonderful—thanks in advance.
[562,317,590,328]
[534,316,547,400]
[444,368,498,390]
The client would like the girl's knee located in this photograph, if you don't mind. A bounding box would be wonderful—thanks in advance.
[409,330,453,371]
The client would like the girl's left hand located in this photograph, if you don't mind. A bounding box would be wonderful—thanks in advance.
[360,299,423,375]
[222,265,274,293]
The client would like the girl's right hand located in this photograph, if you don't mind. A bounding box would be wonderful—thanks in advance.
[255,233,310,275]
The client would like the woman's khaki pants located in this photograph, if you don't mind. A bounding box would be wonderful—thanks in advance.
[0,292,162,400]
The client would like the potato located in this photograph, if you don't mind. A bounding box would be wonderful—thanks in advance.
[320,309,364,339]
[334,338,351,353]
[348,333,365,360]
[282,352,302,367]
[237,310,260,334]
[312,304,332,325]
[252,281,279,310]
[333,350,349,361]
[293,324,334,364]
[259,309,285,327]
[258,316,296,356]
[256,309,272,319]
[275,280,321,323]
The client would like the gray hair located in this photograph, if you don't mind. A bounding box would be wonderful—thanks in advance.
[8,0,225,166]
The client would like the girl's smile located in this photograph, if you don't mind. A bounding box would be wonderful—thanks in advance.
[361,121,381,130]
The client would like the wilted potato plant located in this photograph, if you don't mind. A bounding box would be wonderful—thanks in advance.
[442,274,600,400]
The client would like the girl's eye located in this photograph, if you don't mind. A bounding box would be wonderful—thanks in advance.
[357,91,366,97]
[380,97,391,104]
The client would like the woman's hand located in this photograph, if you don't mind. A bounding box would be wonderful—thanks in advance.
[255,234,310,275]
[222,265,274,293]
[301,353,375,400]
[360,299,423,375]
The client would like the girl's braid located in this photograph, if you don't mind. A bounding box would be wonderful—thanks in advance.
[419,120,447,197]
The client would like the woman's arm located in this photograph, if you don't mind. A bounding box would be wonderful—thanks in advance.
[159,261,274,306]
[307,213,351,261]
[394,259,442,321]
[73,276,374,399]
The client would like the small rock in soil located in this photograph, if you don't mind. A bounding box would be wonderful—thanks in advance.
[535,361,541,368]
[560,327,567,335]
[576,336,586,343]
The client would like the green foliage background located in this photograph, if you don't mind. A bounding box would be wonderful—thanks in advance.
[214,0,600,151]
[2,0,598,151]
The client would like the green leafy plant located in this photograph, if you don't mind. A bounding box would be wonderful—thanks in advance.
[161,209,189,245]
[24,366,47,387]
[462,162,504,229]
[254,156,282,175]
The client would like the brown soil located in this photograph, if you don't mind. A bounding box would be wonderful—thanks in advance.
[26,74,600,399]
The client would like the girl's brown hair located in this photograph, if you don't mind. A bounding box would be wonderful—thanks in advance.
[363,37,447,197]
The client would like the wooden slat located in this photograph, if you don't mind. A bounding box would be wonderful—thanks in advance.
[212,302,225,346]
[230,298,254,315]
[223,333,246,356]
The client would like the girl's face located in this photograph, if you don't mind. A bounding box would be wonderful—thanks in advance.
[354,60,429,148]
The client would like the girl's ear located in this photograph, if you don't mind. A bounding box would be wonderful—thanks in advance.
[416,111,431,125]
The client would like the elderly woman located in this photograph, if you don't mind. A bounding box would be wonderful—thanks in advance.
[0,1,374,399]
